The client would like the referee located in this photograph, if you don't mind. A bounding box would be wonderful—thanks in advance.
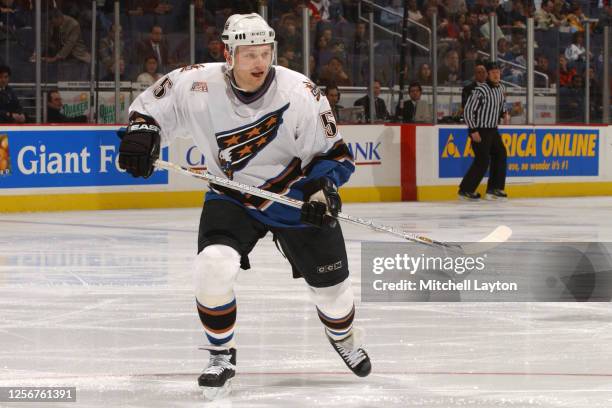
[459,61,509,201]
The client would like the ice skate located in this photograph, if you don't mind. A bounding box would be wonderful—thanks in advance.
[458,190,481,201]
[327,329,371,377]
[198,346,236,400]
[485,189,508,201]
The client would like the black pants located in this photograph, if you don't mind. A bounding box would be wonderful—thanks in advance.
[197,199,349,288]
[459,128,507,193]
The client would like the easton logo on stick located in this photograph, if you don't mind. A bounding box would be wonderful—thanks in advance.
[216,103,290,179]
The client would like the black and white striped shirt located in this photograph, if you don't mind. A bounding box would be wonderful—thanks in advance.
[463,81,506,131]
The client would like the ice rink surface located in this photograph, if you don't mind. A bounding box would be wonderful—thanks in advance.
[1,197,611,407]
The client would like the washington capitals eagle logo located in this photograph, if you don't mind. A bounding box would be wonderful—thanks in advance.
[216,103,290,179]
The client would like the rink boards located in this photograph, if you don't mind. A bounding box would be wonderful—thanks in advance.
[413,124,612,200]
[0,124,610,212]
[0,125,401,212]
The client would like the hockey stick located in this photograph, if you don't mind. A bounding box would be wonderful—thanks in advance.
[154,160,512,254]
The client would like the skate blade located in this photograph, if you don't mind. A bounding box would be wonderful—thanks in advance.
[484,194,507,201]
[202,379,233,401]
[458,195,480,202]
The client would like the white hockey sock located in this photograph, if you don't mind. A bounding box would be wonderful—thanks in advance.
[194,245,240,347]
[308,278,355,341]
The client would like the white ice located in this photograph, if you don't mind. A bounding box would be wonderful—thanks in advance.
[1,197,611,407]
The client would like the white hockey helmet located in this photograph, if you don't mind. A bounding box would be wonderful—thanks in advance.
[221,13,276,70]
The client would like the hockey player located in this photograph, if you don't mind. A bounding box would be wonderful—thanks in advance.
[117,13,371,397]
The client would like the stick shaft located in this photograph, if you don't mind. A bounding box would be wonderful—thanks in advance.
[155,160,461,249]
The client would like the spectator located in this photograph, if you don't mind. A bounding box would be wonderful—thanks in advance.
[564,32,587,63]
[277,56,290,68]
[594,3,612,33]
[551,0,566,22]
[461,60,487,109]
[415,62,432,86]
[0,0,29,33]
[564,3,587,33]
[99,24,124,70]
[276,14,301,51]
[480,11,505,41]
[424,0,447,20]
[308,55,319,84]
[351,21,368,85]
[325,83,343,121]
[443,0,467,16]
[55,0,83,21]
[273,0,300,16]
[535,1,561,30]
[465,12,482,44]
[395,82,432,123]
[558,54,576,87]
[46,90,87,123]
[505,1,528,28]
[135,56,162,86]
[437,48,461,85]
[471,0,492,15]
[587,67,603,122]
[43,8,91,64]
[438,12,461,41]
[329,0,344,22]
[102,58,128,81]
[458,15,478,50]
[136,25,172,72]
[308,0,330,22]
[319,56,351,86]
[198,36,224,63]
[407,0,423,22]
[279,44,301,72]
[507,29,537,61]
[173,27,218,67]
[422,4,450,42]
[535,55,555,88]
[341,0,358,22]
[497,37,513,61]
[127,0,172,16]
[499,37,528,85]
[317,27,335,64]
[381,0,402,28]
[0,65,25,123]
[195,0,215,31]
[559,74,584,122]
[461,46,479,81]
[354,79,389,122]
[330,38,348,66]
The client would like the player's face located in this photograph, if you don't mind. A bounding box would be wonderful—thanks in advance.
[231,44,274,92]
[488,68,501,85]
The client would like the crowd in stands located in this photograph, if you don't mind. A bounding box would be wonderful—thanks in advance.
[0,0,610,123]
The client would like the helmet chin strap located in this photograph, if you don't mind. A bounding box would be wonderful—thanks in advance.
[225,69,249,93]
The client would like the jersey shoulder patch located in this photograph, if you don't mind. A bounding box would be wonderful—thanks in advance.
[303,80,321,101]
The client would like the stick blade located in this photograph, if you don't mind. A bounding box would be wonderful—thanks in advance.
[479,225,513,243]
[461,225,512,255]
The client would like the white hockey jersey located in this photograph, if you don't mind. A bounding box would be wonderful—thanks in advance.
[129,63,354,227]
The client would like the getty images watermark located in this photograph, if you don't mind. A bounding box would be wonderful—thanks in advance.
[361,242,612,302]
[371,252,517,293]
